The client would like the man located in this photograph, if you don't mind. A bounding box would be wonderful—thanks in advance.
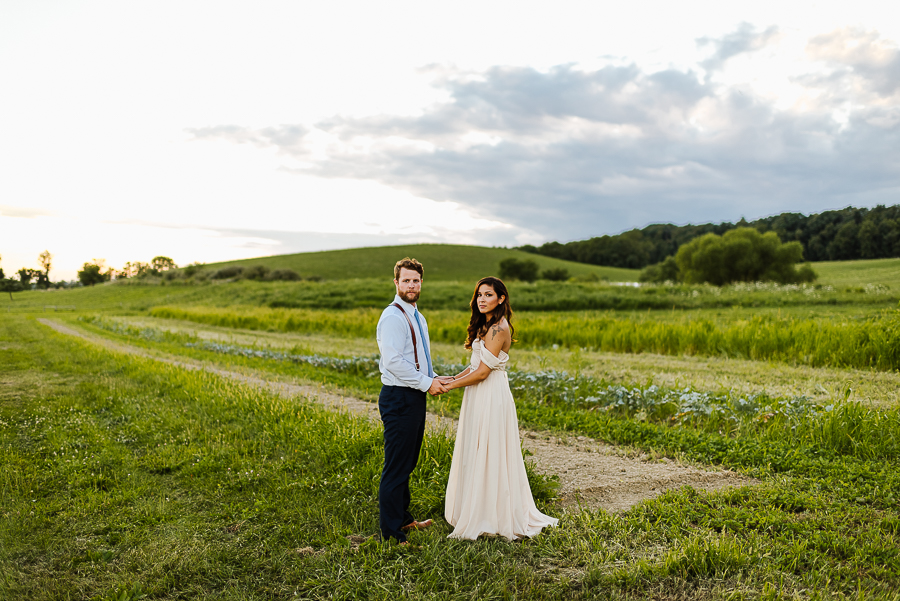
[376,257,447,544]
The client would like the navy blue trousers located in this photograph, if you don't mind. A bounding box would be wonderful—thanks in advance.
[378,384,427,542]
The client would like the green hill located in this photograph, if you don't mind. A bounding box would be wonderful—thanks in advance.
[204,244,639,282]
[7,251,896,315]
[809,257,900,287]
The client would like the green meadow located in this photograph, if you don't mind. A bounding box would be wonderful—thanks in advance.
[2,246,900,599]
[199,243,639,282]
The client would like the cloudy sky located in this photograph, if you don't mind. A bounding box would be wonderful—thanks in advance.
[2,1,899,279]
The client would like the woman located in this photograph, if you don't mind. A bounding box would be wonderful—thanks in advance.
[439,276,558,540]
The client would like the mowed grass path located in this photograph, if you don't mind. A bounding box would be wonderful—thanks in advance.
[3,316,900,599]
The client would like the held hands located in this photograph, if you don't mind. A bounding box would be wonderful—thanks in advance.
[428,378,449,396]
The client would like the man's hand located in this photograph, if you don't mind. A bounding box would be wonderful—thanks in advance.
[428,379,448,396]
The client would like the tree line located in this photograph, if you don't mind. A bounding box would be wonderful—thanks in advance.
[518,204,900,269]
[0,253,182,299]
[0,252,313,300]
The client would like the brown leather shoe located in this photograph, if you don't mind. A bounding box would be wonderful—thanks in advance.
[400,519,433,532]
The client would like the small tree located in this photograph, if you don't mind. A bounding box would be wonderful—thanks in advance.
[121,261,154,279]
[0,278,23,300]
[151,256,176,272]
[499,258,540,282]
[77,262,111,286]
[38,250,52,288]
[17,268,42,288]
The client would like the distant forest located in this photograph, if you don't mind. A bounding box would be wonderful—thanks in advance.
[518,205,900,269]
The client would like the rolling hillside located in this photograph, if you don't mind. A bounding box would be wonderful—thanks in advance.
[203,244,640,282]
[808,257,900,287]
[6,250,897,314]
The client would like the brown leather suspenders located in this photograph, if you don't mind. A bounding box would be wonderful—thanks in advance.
[391,302,420,371]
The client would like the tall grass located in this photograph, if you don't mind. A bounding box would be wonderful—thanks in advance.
[150,305,900,371]
[523,311,900,371]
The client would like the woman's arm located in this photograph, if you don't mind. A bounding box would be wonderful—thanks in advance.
[444,363,491,390]
[446,324,510,391]
[436,367,472,384]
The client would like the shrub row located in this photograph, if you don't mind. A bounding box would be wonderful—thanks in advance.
[210,265,314,282]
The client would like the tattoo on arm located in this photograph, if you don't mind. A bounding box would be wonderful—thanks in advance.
[491,325,500,340]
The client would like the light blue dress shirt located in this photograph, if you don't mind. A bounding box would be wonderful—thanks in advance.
[377,294,434,392]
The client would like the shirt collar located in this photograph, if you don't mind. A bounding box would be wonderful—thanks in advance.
[393,294,417,312]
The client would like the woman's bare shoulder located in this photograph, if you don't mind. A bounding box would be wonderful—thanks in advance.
[487,319,510,342]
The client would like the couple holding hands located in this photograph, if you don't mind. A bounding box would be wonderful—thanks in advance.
[376,257,558,544]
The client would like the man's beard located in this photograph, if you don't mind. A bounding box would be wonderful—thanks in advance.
[399,289,420,303]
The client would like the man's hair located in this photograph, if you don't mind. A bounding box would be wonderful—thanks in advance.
[394,257,424,280]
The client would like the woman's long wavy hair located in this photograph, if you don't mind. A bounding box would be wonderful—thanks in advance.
[465,277,515,350]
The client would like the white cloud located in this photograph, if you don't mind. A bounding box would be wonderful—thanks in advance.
[199,27,900,239]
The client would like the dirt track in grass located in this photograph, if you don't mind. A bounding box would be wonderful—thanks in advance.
[38,318,754,512]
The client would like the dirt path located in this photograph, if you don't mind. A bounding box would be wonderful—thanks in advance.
[38,318,754,512]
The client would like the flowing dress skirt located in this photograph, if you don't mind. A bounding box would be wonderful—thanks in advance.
[444,341,558,540]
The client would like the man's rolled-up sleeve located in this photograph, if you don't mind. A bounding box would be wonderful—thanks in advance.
[378,314,432,392]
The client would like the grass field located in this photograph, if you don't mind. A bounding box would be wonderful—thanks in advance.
[3,315,900,599]
[811,257,900,287]
[201,243,640,282]
[2,249,900,598]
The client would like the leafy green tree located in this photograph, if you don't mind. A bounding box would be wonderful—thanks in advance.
[828,221,860,260]
[499,258,539,282]
[151,256,176,272]
[121,261,154,278]
[38,250,52,288]
[639,256,679,283]
[675,227,814,285]
[0,278,23,300]
[17,268,42,288]
[77,262,111,286]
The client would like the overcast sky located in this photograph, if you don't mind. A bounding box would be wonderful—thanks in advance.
[2,1,899,279]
